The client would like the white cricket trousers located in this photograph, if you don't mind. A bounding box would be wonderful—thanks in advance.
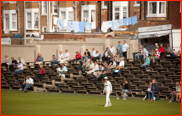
[105,91,111,106]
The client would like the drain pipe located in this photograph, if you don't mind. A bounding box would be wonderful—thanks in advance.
[24,1,26,45]
[16,4,20,34]
[75,1,77,21]
[38,2,40,36]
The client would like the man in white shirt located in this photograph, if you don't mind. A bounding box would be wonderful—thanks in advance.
[61,50,70,63]
[110,44,116,58]
[91,51,100,61]
[18,56,26,66]
[58,51,64,63]
[12,61,24,74]
[115,57,125,70]
[122,40,129,59]
[91,48,96,58]
[103,77,112,107]
[23,76,34,92]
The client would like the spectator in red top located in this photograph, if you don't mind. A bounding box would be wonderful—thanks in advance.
[150,49,160,63]
[36,65,45,79]
[73,51,82,63]
[159,44,165,59]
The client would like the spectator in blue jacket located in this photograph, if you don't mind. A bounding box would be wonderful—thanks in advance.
[148,79,159,101]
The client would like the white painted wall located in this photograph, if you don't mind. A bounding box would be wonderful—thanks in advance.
[172,29,181,51]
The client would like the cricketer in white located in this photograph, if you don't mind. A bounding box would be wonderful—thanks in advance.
[102,77,112,107]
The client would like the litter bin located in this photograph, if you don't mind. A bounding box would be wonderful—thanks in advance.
[132,52,138,60]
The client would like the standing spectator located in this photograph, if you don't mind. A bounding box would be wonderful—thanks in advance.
[165,44,175,56]
[58,51,64,63]
[135,45,143,60]
[121,80,131,100]
[116,41,122,50]
[35,53,44,64]
[86,61,99,75]
[84,49,91,59]
[9,57,18,70]
[51,55,58,66]
[1,55,9,68]
[169,82,181,103]
[73,51,82,63]
[122,40,129,59]
[60,50,70,63]
[115,46,123,62]
[159,44,165,59]
[91,51,100,61]
[12,61,23,75]
[56,64,68,79]
[140,54,150,71]
[102,47,112,62]
[36,65,45,79]
[151,49,160,63]
[115,57,125,70]
[110,44,116,58]
[23,76,34,93]
[18,57,26,66]
[148,79,159,101]
[154,43,159,51]
[91,48,96,58]
[81,57,91,73]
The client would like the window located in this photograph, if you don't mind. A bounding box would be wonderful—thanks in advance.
[147,1,166,17]
[91,10,96,22]
[68,11,73,21]
[53,1,58,14]
[134,1,140,7]
[53,26,58,32]
[42,1,47,15]
[123,7,127,18]
[42,27,47,32]
[12,14,17,29]
[27,13,32,29]
[114,7,120,20]
[102,1,108,9]
[34,13,39,28]
[83,10,88,22]
[5,14,9,29]
[136,1,140,5]
[61,12,66,19]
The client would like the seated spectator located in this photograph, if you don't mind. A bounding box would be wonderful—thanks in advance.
[154,43,159,51]
[81,57,91,73]
[140,46,148,59]
[159,44,165,59]
[108,59,116,69]
[84,49,91,59]
[12,61,23,75]
[18,56,26,66]
[35,53,44,64]
[9,57,18,70]
[140,54,150,71]
[102,47,112,62]
[169,82,181,103]
[60,50,70,63]
[165,44,175,56]
[99,64,111,80]
[73,51,82,63]
[91,51,100,61]
[116,41,122,50]
[36,65,45,79]
[51,55,58,66]
[115,57,125,70]
[1,55,9,68]
[57,64,68,79]
[58,51,64,63]
[22,76,34,93]
[150,49,155,58]
[148,79,159,101]
[86,61,99,75]
[94,64,105,77]
[135,45,143,60]
[150,49,160,63]
[143,82,152,100]
[80,54,86,66]
[121,80,131,100]
[115,46,123,61]
[87,60,94,72]
[110,44,116,58]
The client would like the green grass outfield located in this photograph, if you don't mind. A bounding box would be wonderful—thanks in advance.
[1,89,181,115]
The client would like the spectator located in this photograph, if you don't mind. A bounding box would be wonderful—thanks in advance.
[154,43,159,51]
[151,49,160,63]
[140,46,148,59]
[84,49,91,58]
[102,47,112,62]
[148,79,159,101]
[140,54,150,71]
[81,57,91,73]
[51,55,58,66]
[23,76,34,93]
[35,53,44,64]
[115,46,123,61]
[110,44,116,58]
[103,64,111,75]
[9,57,18,70]
[143,82,152,100]
[18,57,26,66]
[122,40,129,59]
[108,59,116,69]
[35,52,40,62]
[116,41,122,50]
[165,44,175,56]
[80,54,86,66]
[91,48,96,58]
[60,50,70,63]
[91,51,99,61]
[86,61,99,75]
[94,64,105,77]
[150,49,155,58]
[159,44,165,59]
[12,61,23,75]
[36,65,45,79]
[169,82,181,103]
[56,64,68,79]
[121,80,131,100]
[58,51,64,63]
[73,51,82,63]
[115,57,124,70]
[135,45,143,60]
[87,60,94,72]
[1,55,9,68]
